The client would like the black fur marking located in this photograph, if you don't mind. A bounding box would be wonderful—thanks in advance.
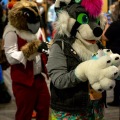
[70,21,81,37]
[22,7,40,24]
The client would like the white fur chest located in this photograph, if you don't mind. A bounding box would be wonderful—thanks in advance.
[72,39,99,61]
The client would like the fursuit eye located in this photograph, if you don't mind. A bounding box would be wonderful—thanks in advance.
[74,0,81,3]
[23,12,30,17]
[77,13,89,24]
[96,18,100,25]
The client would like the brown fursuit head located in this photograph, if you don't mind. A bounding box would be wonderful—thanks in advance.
[8,1,40,31]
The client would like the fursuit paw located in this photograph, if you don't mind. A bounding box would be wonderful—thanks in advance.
[21,40,41,60]
[37,42,49,54]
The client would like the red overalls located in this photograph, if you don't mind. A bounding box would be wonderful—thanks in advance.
[11,35,50,120]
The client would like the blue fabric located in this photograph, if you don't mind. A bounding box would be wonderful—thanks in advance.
[91,52,106,60]
[0,65,4,84]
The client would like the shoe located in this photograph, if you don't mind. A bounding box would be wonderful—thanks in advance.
[32,111,36,118]
[107,101,119,107]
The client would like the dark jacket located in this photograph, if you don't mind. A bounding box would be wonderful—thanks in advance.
[105,21,120,54]
[47,35,106,113]
[11,35,48,86]
[0,4,4,39]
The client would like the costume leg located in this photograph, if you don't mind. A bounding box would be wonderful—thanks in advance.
[114,80,120,103]
[12,82,37,120]
[34,74,50,120]
[92,100,104,120]
[108,80,120,106]
[51,109,90,120]
[0,65,11,103]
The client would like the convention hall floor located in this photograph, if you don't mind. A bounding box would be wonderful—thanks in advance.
[0,90,120,120]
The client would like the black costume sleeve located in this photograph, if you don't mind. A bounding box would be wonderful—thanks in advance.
[104,21,120,41]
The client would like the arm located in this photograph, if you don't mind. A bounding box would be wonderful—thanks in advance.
[104,21,120,40]
[4,32,26,66]
[46,43,80,89]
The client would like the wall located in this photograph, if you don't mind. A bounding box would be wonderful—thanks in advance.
[102,0,108,13]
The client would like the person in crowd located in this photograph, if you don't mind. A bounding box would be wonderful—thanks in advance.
[0,2,11,104]
[104,0,120,107]
[0,3,4,39]
[47,0,56,41]
[46,0,118,119]
[3,1,50,120]
[101,3,114,46]
[35,0,47,42]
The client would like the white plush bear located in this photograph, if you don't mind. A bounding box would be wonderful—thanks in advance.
[103,49,120,67]
[75,49,119,92]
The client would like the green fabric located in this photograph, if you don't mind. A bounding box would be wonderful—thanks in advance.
[51,100,104,120]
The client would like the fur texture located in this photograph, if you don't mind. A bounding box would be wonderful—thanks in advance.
[54,0,119,92]
[81,0,103,17]
[3,1,43,62]
[55,11,106,62]
[75,54,119,92]
[55,11,71,37]
[103,49,120,66]
[3,24,38,41]
[8,1,39,30]
[55,0,71,7]
[21,40,41,59]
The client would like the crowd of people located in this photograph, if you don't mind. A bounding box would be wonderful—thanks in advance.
[102,0,120,107]
[0,0,120,120]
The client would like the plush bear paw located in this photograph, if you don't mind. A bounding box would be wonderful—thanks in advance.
[103,49,120,66]
[103,49,120,80]
[87,56,119,92]
[75,55,119,92]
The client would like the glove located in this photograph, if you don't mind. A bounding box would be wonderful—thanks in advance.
[37,42,48,52]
